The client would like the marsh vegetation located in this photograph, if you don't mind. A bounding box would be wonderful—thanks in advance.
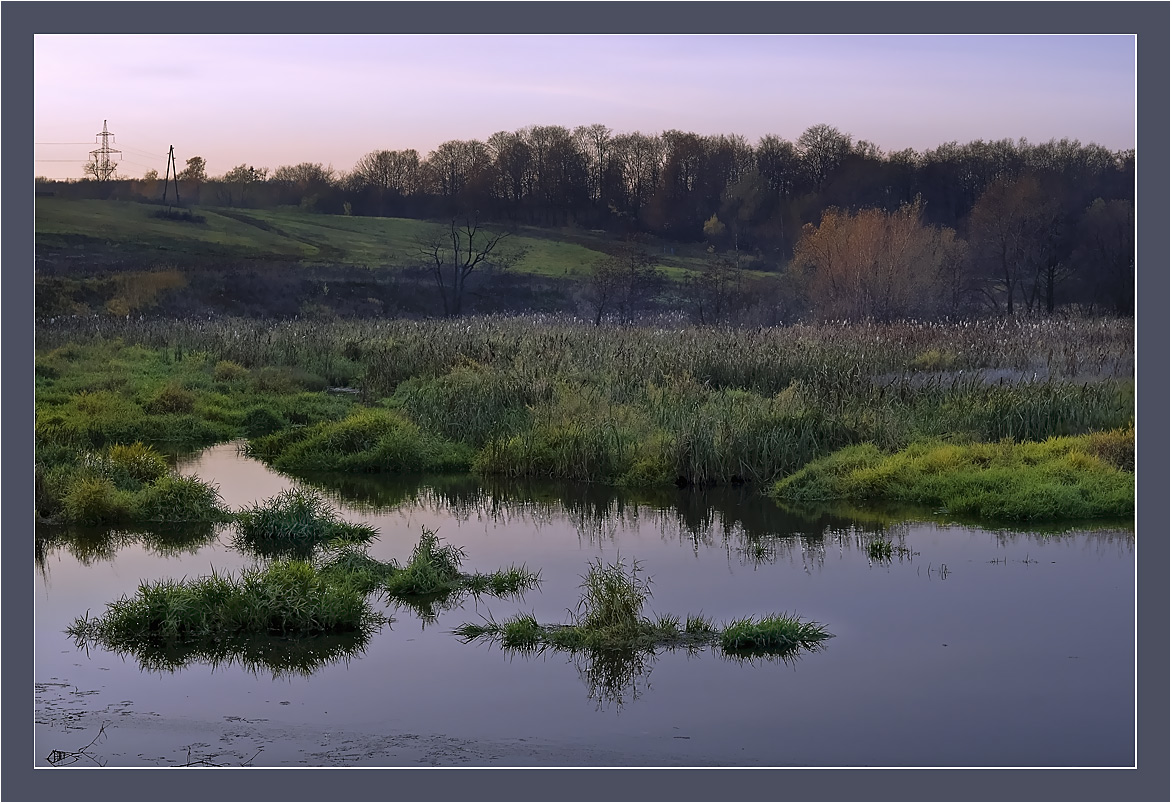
[35,315,1133,524]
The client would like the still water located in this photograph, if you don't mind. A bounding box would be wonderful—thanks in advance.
[34,443,1135,767]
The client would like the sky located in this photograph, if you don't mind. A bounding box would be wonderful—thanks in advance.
[33,34,1136,181]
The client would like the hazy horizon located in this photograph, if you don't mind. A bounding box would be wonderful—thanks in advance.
[34,33,1136,180]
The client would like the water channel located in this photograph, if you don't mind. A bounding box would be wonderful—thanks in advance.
[34,443,1135,767]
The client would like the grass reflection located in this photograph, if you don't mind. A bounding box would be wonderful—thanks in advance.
[36,521,223,572]
[457,555,830,709]
[78,627,377,679]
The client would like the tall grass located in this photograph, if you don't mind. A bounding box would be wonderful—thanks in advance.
[37,315,1134,498]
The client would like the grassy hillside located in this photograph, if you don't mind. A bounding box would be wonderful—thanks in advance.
[34,197,731,280]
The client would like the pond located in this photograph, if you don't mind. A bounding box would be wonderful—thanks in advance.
[34,443,1135,768]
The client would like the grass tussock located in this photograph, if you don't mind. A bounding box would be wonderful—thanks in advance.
[455,556,827,659]
[772,427,1135,521]
[233,488,378,559]
[36,440,230,526]
[67,560,383,646]
[245,408,472,475]
[720,614,832,657]
[317,528,540,620]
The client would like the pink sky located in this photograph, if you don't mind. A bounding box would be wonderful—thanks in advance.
[34,34,1135,180]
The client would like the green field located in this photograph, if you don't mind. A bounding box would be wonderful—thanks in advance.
[35,197,728,281]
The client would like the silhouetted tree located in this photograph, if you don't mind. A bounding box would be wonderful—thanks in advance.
[1070,198,1134,315]
[967,175,1061,315]
[797,124,852,192]
[584,245,658,325]
[176,156,207,182]
[418,214,519,317]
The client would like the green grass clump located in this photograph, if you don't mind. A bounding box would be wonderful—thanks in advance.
[317,530,540,621]
[382,529,466,597]
[575,556,652,644]
[234,488,378,559]
[43,439,229,525]
[456,556,828,659]
[142,382,196,415]
[134,474,230,522]
[212,360,250,383]
[249,408,473,475]
[104,442,169,484]
[719,614,832,656]
[62,476,136,525]
[240,405,287,437]
[68,561,380,643]
[772,430,1135,522]
[464,565,542,598]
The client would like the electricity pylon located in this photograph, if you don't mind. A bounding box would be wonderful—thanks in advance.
[86,120,121,181]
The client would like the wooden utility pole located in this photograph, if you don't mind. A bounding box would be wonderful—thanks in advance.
[162,145,181,206]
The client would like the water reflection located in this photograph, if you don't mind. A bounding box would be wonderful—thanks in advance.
[299,472,891,550]
[74,628,376,679]
[35,522,224,574]
[486,639,820,712]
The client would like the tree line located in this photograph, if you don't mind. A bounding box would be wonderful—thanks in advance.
[38,122,1135,318]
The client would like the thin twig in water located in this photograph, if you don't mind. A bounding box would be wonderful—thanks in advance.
[46,721,110,766]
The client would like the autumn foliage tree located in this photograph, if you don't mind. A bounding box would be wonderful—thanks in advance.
[791,199,963,321]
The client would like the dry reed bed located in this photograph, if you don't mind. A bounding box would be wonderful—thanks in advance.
[36,315,1134,397]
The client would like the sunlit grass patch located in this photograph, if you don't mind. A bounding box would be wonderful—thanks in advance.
[772,430,1135,521]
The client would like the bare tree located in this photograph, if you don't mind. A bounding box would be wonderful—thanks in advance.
[418,214,520,317]
[797,124,852,192]
[584,245,658,325]
[687,255,743,325]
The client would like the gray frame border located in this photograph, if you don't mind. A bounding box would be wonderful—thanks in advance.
[5,2,1167,801]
